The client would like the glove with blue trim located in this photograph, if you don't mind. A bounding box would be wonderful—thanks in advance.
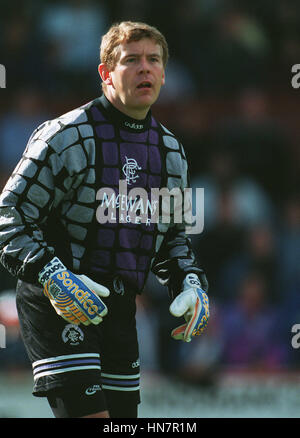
[38,257,110,326]
[169,273,209,342]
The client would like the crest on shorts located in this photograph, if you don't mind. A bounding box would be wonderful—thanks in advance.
[62,324,84,346]
[122,156,142,185]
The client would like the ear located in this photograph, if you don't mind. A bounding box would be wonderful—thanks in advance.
[161,70,165,86]
[98,63,113,86]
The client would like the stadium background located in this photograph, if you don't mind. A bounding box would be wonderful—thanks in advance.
[0,0,299,418]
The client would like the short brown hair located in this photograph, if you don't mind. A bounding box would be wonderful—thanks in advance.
[100,21,169,71]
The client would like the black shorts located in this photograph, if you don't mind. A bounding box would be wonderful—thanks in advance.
[16,279,140,408]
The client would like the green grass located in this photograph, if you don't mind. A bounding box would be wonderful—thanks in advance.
[1,370,300,418]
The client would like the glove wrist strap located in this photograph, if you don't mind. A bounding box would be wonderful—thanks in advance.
[38,257,67,286]
[182,273,201,291]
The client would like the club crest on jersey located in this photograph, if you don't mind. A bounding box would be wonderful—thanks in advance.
[122,156,141,185]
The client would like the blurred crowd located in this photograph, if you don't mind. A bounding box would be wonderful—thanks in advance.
[0,0,299,385]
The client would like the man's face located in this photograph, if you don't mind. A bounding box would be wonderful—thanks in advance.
[99,38,165,119]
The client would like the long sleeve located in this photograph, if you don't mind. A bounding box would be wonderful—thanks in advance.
[0,121,72,283]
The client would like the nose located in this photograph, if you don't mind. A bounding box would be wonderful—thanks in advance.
[138,57,150,74]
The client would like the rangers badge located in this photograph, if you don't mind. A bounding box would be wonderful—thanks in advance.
[62,324,84,346]
[122,156,141,185]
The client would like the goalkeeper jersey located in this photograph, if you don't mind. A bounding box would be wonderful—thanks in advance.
[0,94,200,294]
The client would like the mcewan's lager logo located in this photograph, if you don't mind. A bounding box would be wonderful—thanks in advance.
[96,180,205,234]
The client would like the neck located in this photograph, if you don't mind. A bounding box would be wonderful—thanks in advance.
[99,94,151,132]
[104,92,149,120]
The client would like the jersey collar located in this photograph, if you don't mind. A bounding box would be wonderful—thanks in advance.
[99,94,151,132]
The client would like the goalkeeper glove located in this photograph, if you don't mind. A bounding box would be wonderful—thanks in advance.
[169,273,209,342]
[38,257,110,326]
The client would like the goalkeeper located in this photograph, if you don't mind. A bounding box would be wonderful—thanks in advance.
[0,21,209,418]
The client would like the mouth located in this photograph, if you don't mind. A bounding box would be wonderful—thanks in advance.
[136,81,152,90]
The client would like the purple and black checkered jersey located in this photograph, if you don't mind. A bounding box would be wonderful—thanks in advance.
[0,94,201,293]
[86,96,163,291]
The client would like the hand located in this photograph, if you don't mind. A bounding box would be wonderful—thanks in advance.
[169,273,209,342]
[38,257,110,325]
